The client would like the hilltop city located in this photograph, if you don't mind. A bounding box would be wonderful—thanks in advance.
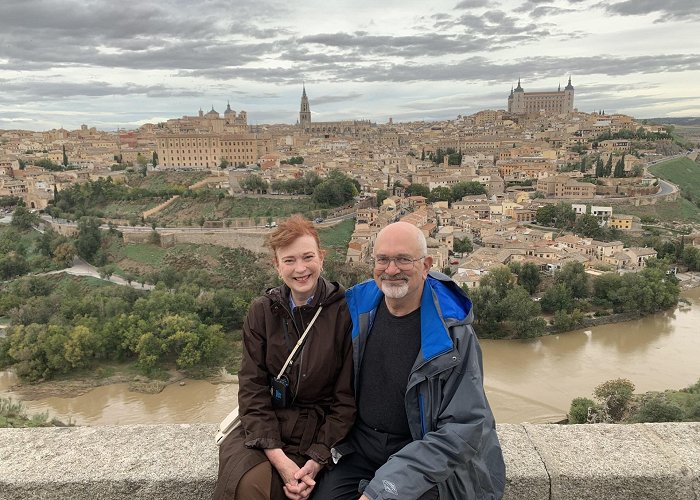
[1,78,700,290]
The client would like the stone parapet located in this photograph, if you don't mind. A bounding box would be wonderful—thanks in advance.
[1,423,698,500]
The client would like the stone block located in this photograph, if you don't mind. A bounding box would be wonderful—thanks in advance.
[498,424,550,500]
[524,423,697,500]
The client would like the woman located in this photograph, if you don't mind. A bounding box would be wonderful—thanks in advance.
[213,215,356,500]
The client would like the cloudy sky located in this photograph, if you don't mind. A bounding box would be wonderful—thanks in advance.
[1,0,699,131]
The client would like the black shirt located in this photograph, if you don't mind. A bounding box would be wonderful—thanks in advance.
[357,299,422,436]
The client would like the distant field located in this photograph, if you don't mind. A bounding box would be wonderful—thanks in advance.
[154,195,319,226]
[615,198,700,224]
[673,125,700,144]
[319,219,355,261]
[99,199,164,220]
[125,171,208,190]
[649,157,700,205]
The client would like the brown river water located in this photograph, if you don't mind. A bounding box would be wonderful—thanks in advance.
[2,288,699,425]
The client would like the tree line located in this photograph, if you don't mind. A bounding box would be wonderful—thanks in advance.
[240,169,359,207]
[47,177,184,220]
[0,274,251,382]
[470,259,681,339]
[569,378,700,424]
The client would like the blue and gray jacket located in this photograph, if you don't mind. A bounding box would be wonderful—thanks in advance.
[342,271,506,500]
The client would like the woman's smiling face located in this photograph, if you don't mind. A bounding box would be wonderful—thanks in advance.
[274,234,324,305]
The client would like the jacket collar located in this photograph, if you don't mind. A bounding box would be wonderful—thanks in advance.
[267,277,344,313]
[346,271,472,362]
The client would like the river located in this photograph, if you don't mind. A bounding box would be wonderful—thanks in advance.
[2,288,699,425]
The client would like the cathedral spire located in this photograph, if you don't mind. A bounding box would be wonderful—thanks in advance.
[299,83,311,129]
[565,75,574,90]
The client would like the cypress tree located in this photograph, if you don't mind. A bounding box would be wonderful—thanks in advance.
[604,155,613,177]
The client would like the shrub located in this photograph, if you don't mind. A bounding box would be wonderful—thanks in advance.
[594,378,635,422]
[634,396,684,423]
[684,401,700,421]
[569,397,595,424]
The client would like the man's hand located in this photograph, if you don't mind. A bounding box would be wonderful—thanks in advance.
[359,495,369,500]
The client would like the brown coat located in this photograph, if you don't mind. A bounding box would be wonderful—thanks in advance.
[213,278,356,499]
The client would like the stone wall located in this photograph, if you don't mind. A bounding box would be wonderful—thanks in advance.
[1,423,698,500]
[167,230,269,253]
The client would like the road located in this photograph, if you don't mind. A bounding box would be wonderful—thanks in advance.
[45,256,154,290]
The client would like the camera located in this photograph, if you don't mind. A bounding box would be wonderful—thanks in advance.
[270,375,290,408]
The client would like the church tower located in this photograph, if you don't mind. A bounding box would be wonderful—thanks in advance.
[508,78,525,114]
[299,84,311,130]
[564,76,575,113]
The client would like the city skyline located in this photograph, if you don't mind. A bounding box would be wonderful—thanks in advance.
[1,0,699,131]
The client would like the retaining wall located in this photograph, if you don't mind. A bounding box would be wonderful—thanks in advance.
[1,423,698,500]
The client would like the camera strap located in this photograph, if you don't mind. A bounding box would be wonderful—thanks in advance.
[277,306,323,378]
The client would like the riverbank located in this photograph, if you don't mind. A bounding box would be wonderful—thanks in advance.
[5,273,699,400]
[3,363,238,402]
[3,286,699,425]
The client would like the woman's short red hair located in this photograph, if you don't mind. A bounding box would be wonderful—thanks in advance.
[267,214,322,260]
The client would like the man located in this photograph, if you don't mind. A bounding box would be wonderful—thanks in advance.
[311,221,505,500]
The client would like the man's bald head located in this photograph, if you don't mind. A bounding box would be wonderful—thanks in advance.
[374,222,427,257]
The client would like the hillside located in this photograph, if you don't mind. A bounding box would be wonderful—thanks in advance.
[646,117,700,126]
[649,157,700,207]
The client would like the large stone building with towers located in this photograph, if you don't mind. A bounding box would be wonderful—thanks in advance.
[156,104,273,169]
[298,85,374,137]
[507,77,575,115]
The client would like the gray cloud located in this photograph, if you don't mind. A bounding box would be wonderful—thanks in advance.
[601,0,700,22]
[308,93,364,106]
[322,53,700,83]
[0,0,697,129]
[0,79,205,100]
[454,0,490,8]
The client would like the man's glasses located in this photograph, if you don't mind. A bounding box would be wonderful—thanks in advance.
[373,255,425,270]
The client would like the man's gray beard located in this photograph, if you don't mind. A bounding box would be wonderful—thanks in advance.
[381,280,409,299]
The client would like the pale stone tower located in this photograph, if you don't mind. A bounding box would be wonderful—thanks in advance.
[508,78,525,114]
[564,76,575,112]
[299,84,311,130]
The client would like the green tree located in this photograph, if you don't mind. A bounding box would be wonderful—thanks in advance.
[376,189,389,206]
[53,242,75,266]
[556,262,589,299]
[453,237,473,254]
[517,262,541,295]
[136,153,148,168]
[312,170,357,207]
[569,397,595,424]
[219,159,230,169]
[594,378,635,422]
[603,154,613,177]
[595,157,604,177]
[452,181,486,200]
[633,396,684,423]
[613,154,626,178]
[480,266,515,298]
[500,286,545,338]
[75,217,102,262]
[240,174,268,193]
[552,308,584,331]
[62,145,68,167]
[574,214,602,238]
[152,151,158,168]
[404,183,430,198]
[535,204,557,226]
[540,282,574,313]
[428,186,452,203]
[682,246,700,271]
[553,203,576,229]
[10,206,39,230]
